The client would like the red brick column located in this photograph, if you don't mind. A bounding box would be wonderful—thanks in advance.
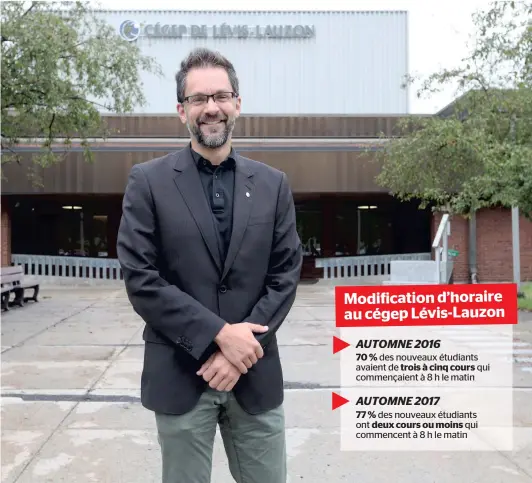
[476,207,532,282]
[1,201,12,267]
[520,211,532,281]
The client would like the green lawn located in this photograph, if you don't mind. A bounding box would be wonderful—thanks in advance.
[518,282,532,311]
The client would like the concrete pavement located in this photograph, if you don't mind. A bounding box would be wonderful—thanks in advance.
[1,283,532,482]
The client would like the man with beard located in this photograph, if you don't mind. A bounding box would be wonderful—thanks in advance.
[116,47,302,483]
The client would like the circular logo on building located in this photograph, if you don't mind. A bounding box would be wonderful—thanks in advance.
[119,20,140,41]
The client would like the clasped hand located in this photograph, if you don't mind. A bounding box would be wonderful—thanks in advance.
[196,322,268,391]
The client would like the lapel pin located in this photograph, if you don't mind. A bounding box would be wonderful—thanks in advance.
[246,192,250,197]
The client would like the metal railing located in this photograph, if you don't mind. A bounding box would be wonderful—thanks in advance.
[12,251,440,284]
[315,253,432,280]
[12,254,123,281]
[431,214,453,283]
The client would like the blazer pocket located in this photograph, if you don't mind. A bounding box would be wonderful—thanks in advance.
[143,327,172,345]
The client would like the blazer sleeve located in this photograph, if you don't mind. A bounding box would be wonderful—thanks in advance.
[116,164,226,361]
[243,171,303,347]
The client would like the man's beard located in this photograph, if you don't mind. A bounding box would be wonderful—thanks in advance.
[187,115,236,148]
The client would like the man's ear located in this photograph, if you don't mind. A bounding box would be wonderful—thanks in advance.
[177,103,187,124]
[235,96,242,118]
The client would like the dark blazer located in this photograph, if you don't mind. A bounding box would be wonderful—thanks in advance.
[116,146,303,415]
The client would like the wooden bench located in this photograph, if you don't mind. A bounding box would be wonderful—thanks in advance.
[0,266,40,311]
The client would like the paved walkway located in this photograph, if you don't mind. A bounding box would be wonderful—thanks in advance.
[1,284,532,482]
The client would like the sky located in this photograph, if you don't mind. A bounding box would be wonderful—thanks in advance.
[91,0,494,114]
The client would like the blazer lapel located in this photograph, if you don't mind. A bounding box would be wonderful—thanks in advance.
[222,155,255,280]
[172,149,223,273]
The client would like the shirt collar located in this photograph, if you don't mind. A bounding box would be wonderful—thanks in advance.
[190,144,236,170]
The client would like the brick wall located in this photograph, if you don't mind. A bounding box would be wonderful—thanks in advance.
[1,201,11,267]
[476,208,532,282]
[432,207,532,283]
[519,211,532,281]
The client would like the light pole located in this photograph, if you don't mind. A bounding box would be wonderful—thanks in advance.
[510,116,522,295]
[512,206,521,293]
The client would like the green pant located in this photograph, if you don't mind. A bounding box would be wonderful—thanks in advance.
[155,388,287,483]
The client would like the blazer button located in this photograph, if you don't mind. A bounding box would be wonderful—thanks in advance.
[219,285,227,294]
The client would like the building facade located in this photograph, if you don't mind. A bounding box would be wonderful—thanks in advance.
[2,10,530,282]
[98,9,409,115]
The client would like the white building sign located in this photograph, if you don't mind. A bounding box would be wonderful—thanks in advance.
[119,20,315,41]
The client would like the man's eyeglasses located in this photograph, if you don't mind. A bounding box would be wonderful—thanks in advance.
[183,92,237,106]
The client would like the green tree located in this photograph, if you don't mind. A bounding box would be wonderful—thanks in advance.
[1,1,162,181]
[374,0,532,219]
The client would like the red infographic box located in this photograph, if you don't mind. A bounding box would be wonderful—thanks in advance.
[335,283,518,327]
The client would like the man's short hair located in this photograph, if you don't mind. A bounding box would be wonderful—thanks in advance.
[175,48,240,103]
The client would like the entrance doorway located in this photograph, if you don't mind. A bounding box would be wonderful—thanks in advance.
[294,194,432,280]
